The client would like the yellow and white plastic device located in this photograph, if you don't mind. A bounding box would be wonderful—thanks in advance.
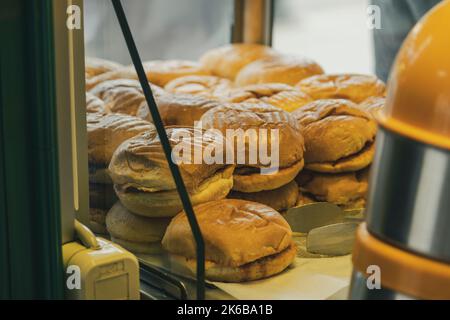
[350,0,450,299]
[62,220,140,300]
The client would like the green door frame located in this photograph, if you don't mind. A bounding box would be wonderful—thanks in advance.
[0,0,63,299]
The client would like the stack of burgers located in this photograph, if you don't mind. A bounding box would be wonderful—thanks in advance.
[86,102,154,233]
[291,74,385,209]
[106,126,235,254]
[199,102,305,213]
[82,42,386,282]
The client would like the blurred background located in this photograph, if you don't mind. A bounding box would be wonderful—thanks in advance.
[273,0,373,74]
[84,0,373,73]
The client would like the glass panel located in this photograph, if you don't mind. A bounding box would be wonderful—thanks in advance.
[83,0,234,300]
[84,0,233,63]
[273,0,374,74]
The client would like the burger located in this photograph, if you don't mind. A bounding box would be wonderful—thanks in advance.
[200,43,276,80]
[89,79,164,116]
[162,199,297,282]
[218,83,312,112]
[106,202,171,254]
[296,74,385,103]
[235,54,324,86]
[108,126,235,217]
[292,99,377,173]
[87,112,154,232]
[200,102,305,192]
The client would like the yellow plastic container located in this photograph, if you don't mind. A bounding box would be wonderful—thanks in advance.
[379,0,450,150]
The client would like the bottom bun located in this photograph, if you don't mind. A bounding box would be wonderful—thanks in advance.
[89,208,108,234]
[296,169,368,208]
[89,221,108,235]
[233,159,304,193]
[173,243,297,282]
[116,166,234,217]
[228,180,298,211]
[306,142,374,173]
[110,236,163,255]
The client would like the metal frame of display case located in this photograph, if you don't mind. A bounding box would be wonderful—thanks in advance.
[232,0,274,45]
[0,0,64,299]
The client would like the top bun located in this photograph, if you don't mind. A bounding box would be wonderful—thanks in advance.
[85,57,123,79]
[137,93,225,126]
[87,112,154,166]
[292,99,376,171]
[85,68,139,91]
[296,74,385,103]
[142,60,210,87]
[359,96,386,118]
[200,43,276,80]
[218,83,312,112]
[89,79,164,116]
[200,102,304,168]
[164,75,233,98]
[86,93,106,114]
[162,199,292,267]
[108,126,231,193]
[235,55,324,86]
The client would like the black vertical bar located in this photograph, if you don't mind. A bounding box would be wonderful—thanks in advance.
[111,0,205,300]
[232,0,244,43]
[266,0,274,46]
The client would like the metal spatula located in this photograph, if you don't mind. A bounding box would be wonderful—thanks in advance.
[284,203,364,256]
[284,202,344,233]
[284,202,363,233]
[306,222,359,256]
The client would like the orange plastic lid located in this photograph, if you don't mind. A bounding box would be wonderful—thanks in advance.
[379,0,450,150]
[353,224,450,300]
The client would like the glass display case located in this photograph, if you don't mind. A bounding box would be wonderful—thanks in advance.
[2,0,449,301]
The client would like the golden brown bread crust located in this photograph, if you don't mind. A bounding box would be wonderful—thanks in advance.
[257,90,312,113]
[295,169,369,207]
[114,166,234,217]
[200,43,276,79]
[85,68,139,91]
[108,126,233,192]
[142,60,210,87]
[162,199,293,267]
[175,243,296,282]
[219,83,294,102]
[359,96,386,118]
[233,159,304,192]
[296,74,386,103]
[292,99,376,170]
[89,79,164,116]
[87,112,154,166]
[106,202,169,254]
[200,102,305,169]
[137,93,225,126]
[164,75,233,98]
[85,57,123,79]
[106,202,171,243]
[235,55,324,86]
[218,83,313,112]
[86,93,106,114]
[229,180,299,211]
[305,142,375,173]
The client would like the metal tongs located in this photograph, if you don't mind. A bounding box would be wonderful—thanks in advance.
[284,203,364,256]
